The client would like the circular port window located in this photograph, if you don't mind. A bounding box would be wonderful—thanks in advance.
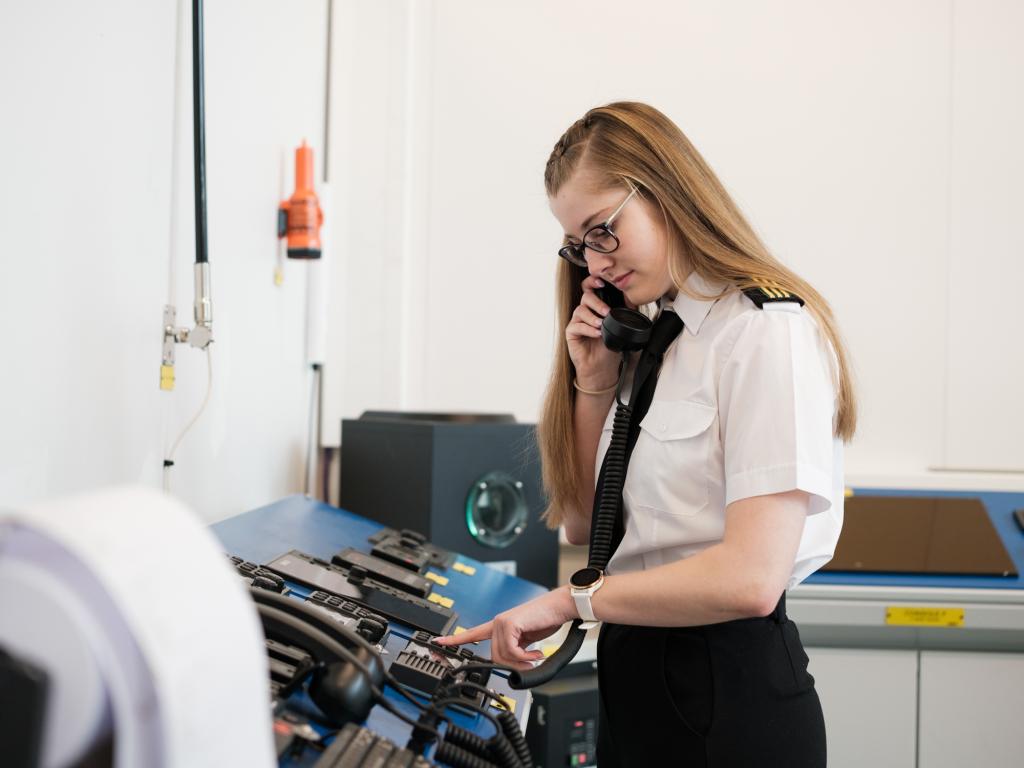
[465,471,528,549]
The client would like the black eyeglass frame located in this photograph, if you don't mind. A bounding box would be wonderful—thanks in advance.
[557,184,639,268]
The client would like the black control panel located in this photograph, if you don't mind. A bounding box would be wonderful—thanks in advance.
[229,554,287,593]
[304,591,390,646]
[332,547,434,598]
[264,550,457,635]
[266,638,313,701]
[312,722,436,767]
[368,528,455,572]
[525,673,599,768]
[388,630,491,711]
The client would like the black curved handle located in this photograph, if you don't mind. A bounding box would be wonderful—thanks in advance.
[506,620,588,690]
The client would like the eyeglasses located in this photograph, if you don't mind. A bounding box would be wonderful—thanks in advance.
[557,184,639,268]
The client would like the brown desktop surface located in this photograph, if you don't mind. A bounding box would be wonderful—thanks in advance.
[822,496,1018,577]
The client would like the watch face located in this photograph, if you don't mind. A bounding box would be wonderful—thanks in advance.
[570,567,602,589]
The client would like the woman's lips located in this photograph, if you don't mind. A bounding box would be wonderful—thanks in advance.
[611,271,633,290]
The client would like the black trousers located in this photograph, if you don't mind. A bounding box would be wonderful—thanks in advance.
[596,594,826,767]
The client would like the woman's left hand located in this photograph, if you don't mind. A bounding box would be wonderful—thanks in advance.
[433,586,577,669]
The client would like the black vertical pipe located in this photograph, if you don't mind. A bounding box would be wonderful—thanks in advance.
[192,0,209,264]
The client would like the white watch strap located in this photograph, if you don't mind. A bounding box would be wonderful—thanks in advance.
[573,589,598,623]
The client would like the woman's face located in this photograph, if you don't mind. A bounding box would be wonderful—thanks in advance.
[549,168,676,305]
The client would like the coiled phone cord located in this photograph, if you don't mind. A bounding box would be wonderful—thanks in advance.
[586,367,634,571]
[442,725,519,768]
[506,351,639,691]
[433,740,500,768]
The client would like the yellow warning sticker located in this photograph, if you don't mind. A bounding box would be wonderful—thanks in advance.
[454,626,467,635]
[885,606,965,628]
[425,571,449,586]
[453,562,477,576]
[427,593,454,609]
[490,695,516,713]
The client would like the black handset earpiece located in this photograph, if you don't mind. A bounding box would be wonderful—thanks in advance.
[601,308,651,353]
[595,281,652,354]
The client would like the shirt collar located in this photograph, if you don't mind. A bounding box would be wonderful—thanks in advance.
[659,271,725,336]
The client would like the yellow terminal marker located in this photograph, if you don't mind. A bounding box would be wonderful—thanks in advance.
[160,365,175,391]
[490,695,516,713]
[427,593,454,609]
[425,572,450,586]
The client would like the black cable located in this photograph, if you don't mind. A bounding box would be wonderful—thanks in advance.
[191,0,208,265]
[440,661,516,686]
[430,697,502,738]
[451,680,511,710]
[375,693,442,739]
[442,724,488,757]
[447,681,532,768]
[433,741,500,768]
[383,670,449,717]
[441,685,531,768]
[494,709,533,768]
[258,604,380,692]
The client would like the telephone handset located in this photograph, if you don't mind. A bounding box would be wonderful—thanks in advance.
[594,276,652,354]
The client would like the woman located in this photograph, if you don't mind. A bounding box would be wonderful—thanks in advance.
[436,102,855,766]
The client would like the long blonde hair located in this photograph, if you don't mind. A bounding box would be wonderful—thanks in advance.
[538,102,857,528]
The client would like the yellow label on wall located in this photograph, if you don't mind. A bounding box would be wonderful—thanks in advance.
[427,592,454,609]
[885,606,965,628]
[425,571,449,586]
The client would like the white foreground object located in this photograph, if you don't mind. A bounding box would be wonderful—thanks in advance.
[0,486,275,768]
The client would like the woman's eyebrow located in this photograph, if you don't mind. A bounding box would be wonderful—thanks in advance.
[575,207,611,236]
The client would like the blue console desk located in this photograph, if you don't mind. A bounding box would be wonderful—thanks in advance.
[212,495,549,766]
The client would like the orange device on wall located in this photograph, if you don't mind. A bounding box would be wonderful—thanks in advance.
[278,140,323,259]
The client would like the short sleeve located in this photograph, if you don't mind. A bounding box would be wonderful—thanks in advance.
[717,306,837,515]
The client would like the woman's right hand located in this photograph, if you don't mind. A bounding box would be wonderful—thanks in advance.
[566,275,621,390]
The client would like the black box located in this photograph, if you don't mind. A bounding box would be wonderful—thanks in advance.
[340,412,558,587]
[525,672,599,768]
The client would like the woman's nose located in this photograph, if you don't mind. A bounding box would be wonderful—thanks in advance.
[585,248,614,275]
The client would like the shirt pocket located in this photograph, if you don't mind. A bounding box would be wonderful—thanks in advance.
[626,399,717,518]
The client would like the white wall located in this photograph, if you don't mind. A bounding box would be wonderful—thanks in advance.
[4,1,1021,519]
[324,0,1024,490]
[0,0,329,521]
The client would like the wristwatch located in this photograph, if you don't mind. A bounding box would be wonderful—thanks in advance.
[569,567,605,629]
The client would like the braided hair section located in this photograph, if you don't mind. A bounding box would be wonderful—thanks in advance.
[544,111,597,195]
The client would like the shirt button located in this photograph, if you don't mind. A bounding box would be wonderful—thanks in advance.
[659,424,666,432]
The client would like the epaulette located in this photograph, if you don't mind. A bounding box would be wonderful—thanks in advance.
[742,278,804,309]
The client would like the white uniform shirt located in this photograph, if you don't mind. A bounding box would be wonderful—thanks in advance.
[597,272,844,588]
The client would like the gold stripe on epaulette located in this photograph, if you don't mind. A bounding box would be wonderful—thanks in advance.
[753,278,780,299]
[754,277,792,299]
